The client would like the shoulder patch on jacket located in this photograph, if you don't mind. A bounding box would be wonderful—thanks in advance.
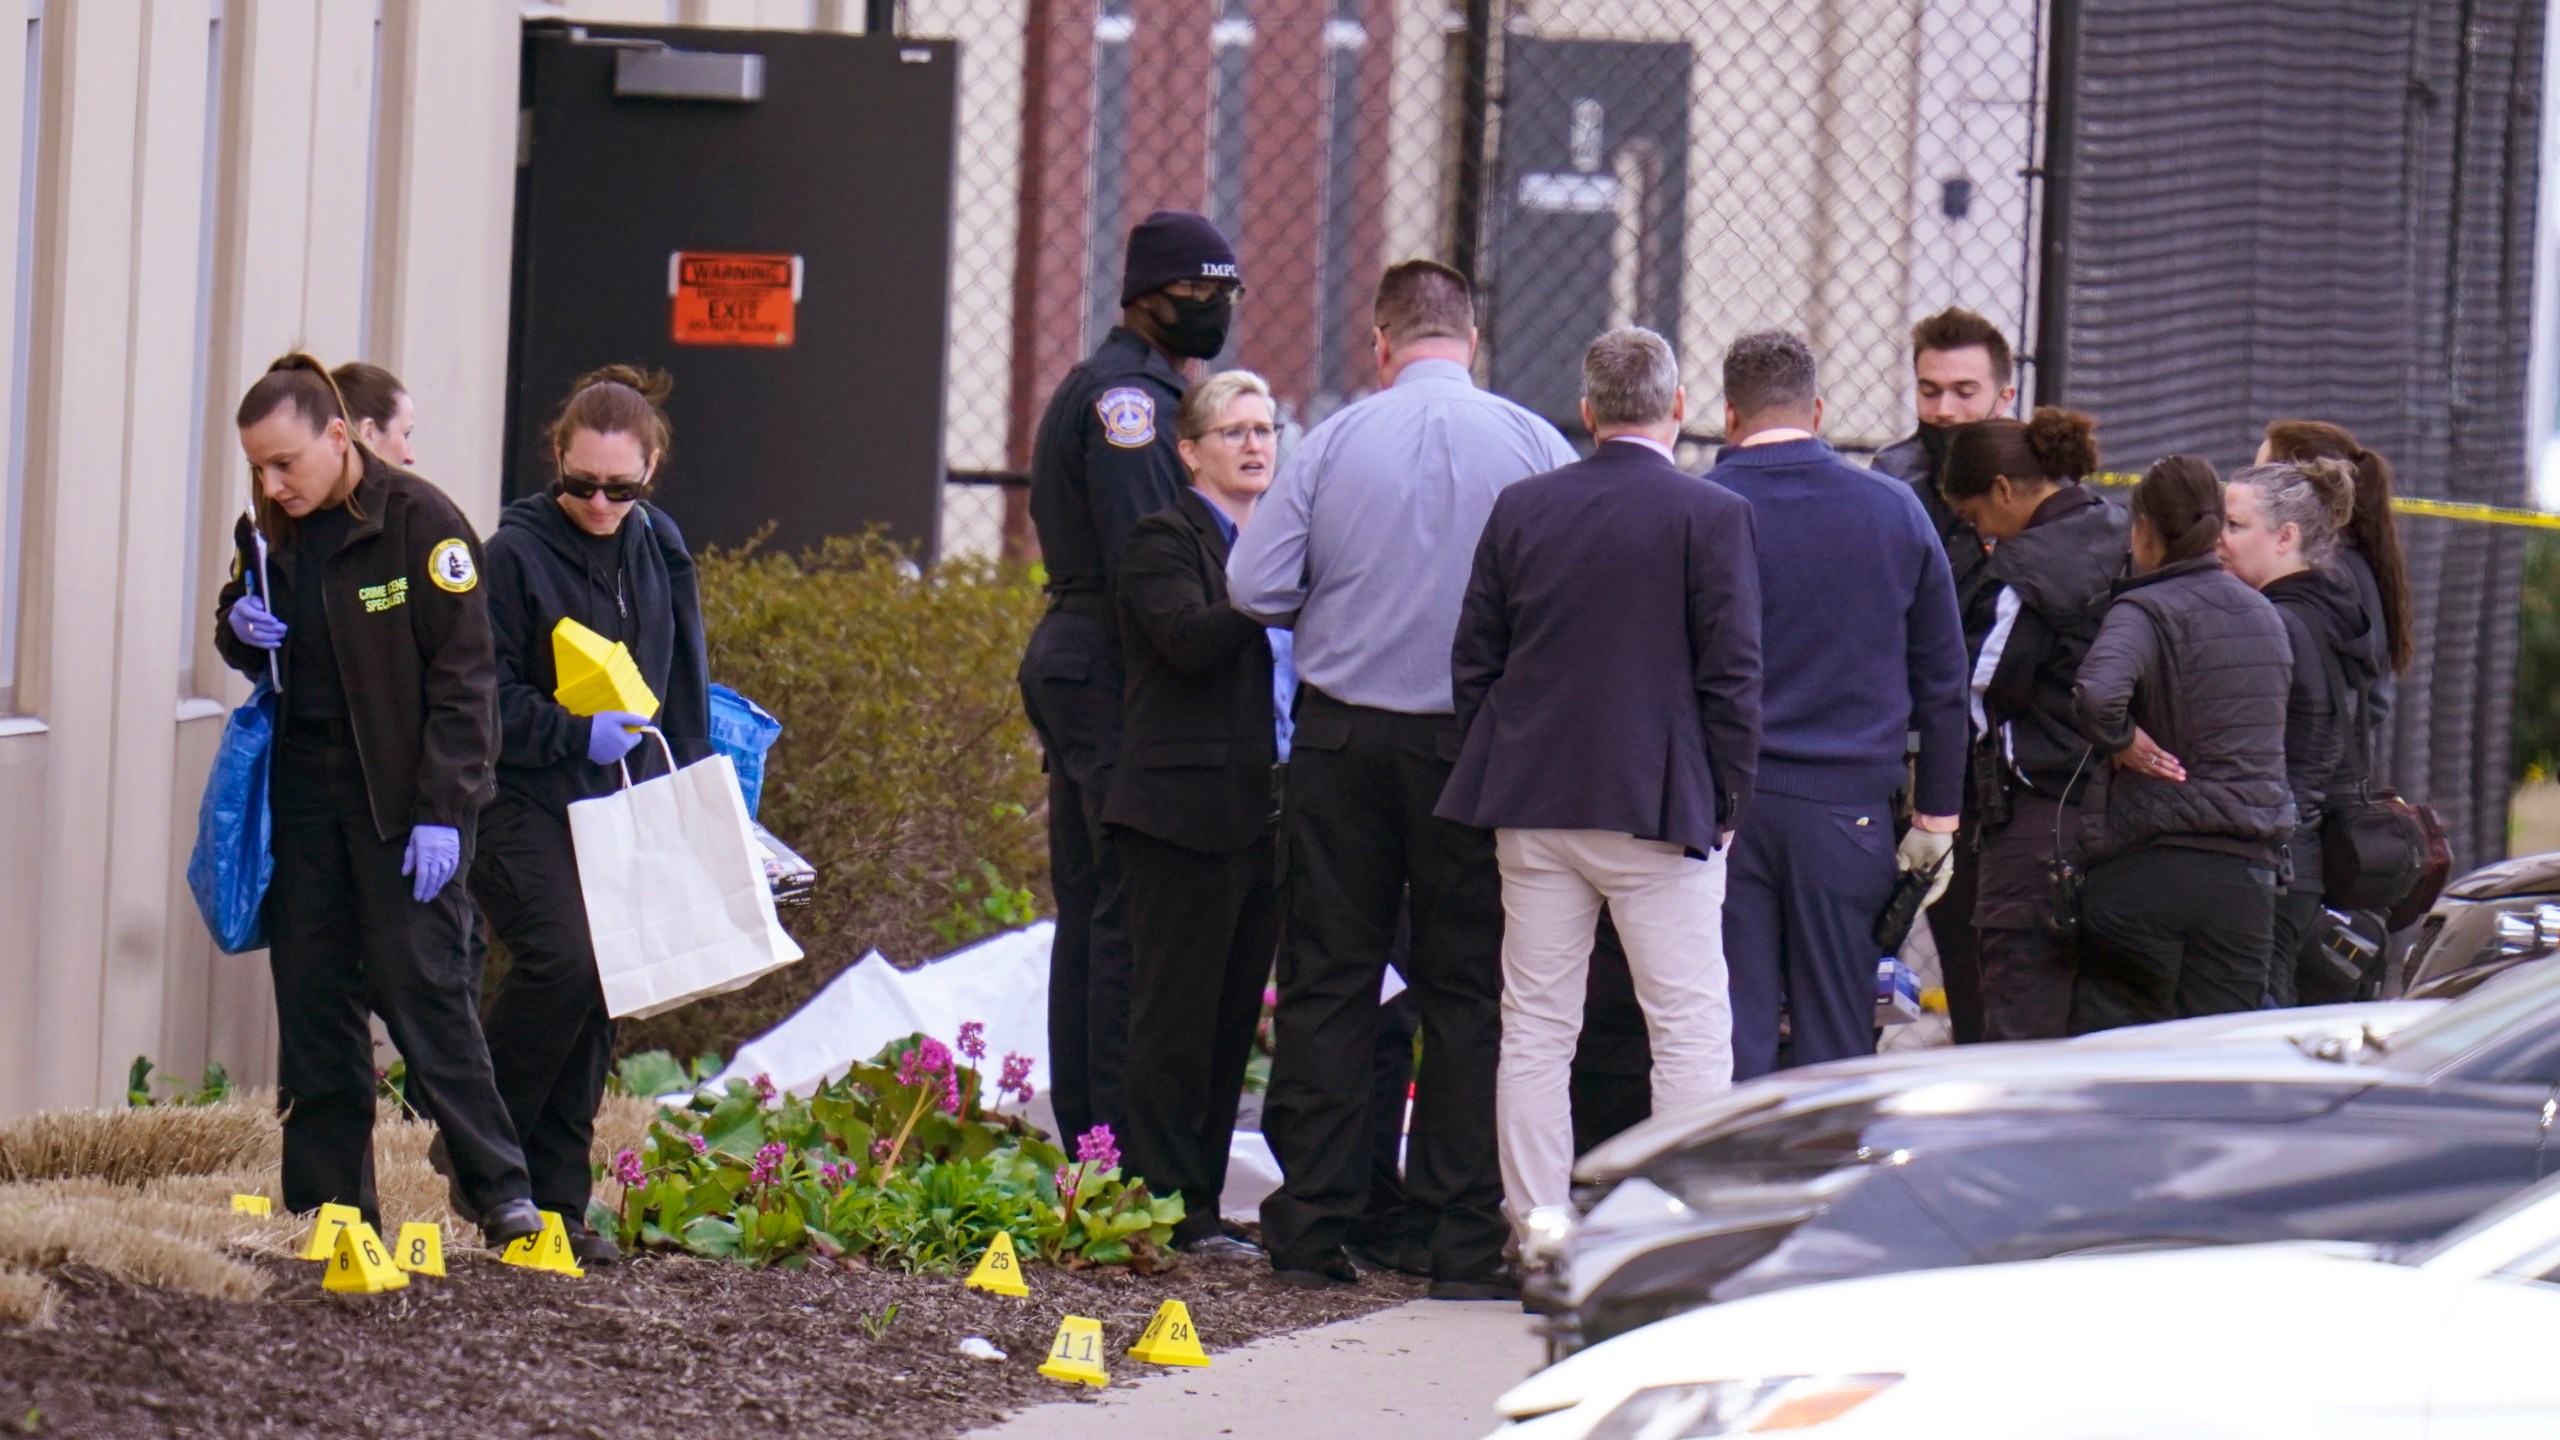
[1096,387,1157,449]
[427,538,477,593]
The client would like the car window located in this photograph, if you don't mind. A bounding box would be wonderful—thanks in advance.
[2367,961,2560,1075]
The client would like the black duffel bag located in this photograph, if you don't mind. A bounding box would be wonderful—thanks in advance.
[2320,782,2434,914]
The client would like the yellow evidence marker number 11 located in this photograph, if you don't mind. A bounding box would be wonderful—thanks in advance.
[1038,1315,1109,1387]
[324,1222,410,1295]
[964,1232,1029,1296]
[1128,1299,1209,1367]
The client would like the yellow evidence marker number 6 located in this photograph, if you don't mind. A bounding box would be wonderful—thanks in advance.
[323,1222,410,1295]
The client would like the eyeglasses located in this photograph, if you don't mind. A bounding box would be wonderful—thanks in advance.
[558,470,652,503]
[1203,423,1277,446]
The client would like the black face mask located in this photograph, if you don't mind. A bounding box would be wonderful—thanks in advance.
[1161,292,1234,360]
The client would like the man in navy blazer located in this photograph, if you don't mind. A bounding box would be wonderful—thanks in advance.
[1437,326,1763,1226]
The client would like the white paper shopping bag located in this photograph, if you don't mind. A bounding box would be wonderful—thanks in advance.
[568,730,804,1019]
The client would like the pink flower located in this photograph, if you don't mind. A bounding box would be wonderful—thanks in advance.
[686,1133,709,1156]
[612,1148,646,1189]
[752,1073,778,1102]
[871,1137,894,1164]
[997,1053,1035,1105]
[1076,1124,1119,1172]
[895,1037,955,1090]
[957,1021,987,1063]
[747,1140,788,1186]
[941,1071,962,1115]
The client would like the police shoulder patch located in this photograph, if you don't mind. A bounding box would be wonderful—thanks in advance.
[1096,387,1158,449]
[427,538,477,593]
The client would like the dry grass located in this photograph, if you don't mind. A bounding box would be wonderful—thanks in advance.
[0,1264,53,1326]
[0,1100,277,1185]
[0,1093,673,1326]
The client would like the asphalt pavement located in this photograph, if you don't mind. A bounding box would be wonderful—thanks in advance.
[963,1298,1544,1440]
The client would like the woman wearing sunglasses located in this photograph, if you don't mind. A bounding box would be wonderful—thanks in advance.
[469,365,711,1264]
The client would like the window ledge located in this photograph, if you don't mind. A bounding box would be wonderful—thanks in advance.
[176,697,226,723]
[0,715,46,738]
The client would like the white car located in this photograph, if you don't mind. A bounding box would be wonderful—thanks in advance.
[1490,1169,2560,1439]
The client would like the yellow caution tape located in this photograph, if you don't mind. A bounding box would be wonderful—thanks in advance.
[2089,471,2560,529]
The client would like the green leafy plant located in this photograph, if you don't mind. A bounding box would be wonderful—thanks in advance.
[125,1057,232,1109]
[857,1303,899,1340]
[609,1049,727,1099]
[605,1027,1180,1274]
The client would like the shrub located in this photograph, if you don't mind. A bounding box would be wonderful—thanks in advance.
[617,534,1050,1062]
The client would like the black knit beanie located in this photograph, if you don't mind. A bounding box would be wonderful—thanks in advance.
[1119,210,1240,307]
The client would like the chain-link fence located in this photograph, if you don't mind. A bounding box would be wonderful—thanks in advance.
[922,0,2052,560]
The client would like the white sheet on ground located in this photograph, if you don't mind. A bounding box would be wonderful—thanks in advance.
[1222,1129,1283,1222]
[710,922,1056,1102]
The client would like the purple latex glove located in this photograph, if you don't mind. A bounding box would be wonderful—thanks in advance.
[401,824,461,903]
[587,711,649,767]
[227,594,287,649]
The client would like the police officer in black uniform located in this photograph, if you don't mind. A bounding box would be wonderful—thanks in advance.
[1021,210,1242,1147]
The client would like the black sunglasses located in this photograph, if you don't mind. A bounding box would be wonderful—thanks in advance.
[558,471,651,504]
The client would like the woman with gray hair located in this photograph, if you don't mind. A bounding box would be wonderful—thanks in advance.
[2220,457,2376,1004]
[1103,369,1295,1262]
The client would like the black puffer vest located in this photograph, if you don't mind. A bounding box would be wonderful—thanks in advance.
[1987,486,2127,795]
[2076,556,2296,866]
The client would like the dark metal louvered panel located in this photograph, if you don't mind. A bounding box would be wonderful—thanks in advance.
[2041,0,2545,868]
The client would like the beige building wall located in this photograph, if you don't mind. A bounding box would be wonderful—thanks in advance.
[0,0,523,1119]
[0,0,990,1121]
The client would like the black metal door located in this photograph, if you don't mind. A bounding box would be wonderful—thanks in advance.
[507,25,958,558]
[1486,38,1692,433]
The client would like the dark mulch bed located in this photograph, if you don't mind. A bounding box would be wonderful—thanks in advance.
[0,1252,1425,1439]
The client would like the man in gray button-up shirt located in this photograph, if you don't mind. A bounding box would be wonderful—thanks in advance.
[1228,259,1574,1297]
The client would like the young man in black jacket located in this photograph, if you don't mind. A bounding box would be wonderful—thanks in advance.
[470,368,711,1263]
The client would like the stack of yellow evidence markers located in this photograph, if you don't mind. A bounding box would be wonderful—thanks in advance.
[963,1232,1030,1297]
[500,1210,587,1278]
[1127,1299,1210,1367]
[552,617,660,719]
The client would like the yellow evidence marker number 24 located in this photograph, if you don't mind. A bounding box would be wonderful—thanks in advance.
[1038,1315,1109,1387]
[1128,1299,1210,1367]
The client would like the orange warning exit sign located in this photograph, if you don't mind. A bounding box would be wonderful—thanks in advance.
[670,251,799,347]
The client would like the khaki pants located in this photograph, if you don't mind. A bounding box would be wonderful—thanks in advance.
[1494,828,1732,1223]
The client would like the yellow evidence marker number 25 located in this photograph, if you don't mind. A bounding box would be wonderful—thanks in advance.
[964,1232,1029,1297]
[1038,1315,1109,1387]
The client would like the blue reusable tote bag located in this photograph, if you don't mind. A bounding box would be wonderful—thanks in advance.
[188,681,277,953]
[187,526,279,954]
[707,684,784,818]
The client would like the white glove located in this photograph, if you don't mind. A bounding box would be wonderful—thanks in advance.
[1897,826,1957,910]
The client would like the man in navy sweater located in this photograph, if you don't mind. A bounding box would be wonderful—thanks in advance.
[1706,331,1970,1077]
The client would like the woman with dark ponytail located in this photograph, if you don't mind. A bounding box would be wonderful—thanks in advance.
[2222,458,2376,1004]
[469,364,711,1266]
[2066,457,2295,1032]
[1935,407,2125,1039]
[2260,421,2410,766]
[212,353,540,1248]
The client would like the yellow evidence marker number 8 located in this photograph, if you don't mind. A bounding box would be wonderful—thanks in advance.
[393,1221,446,1277]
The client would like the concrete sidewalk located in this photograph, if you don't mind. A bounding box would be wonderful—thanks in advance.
[964,1299,1545,1440]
